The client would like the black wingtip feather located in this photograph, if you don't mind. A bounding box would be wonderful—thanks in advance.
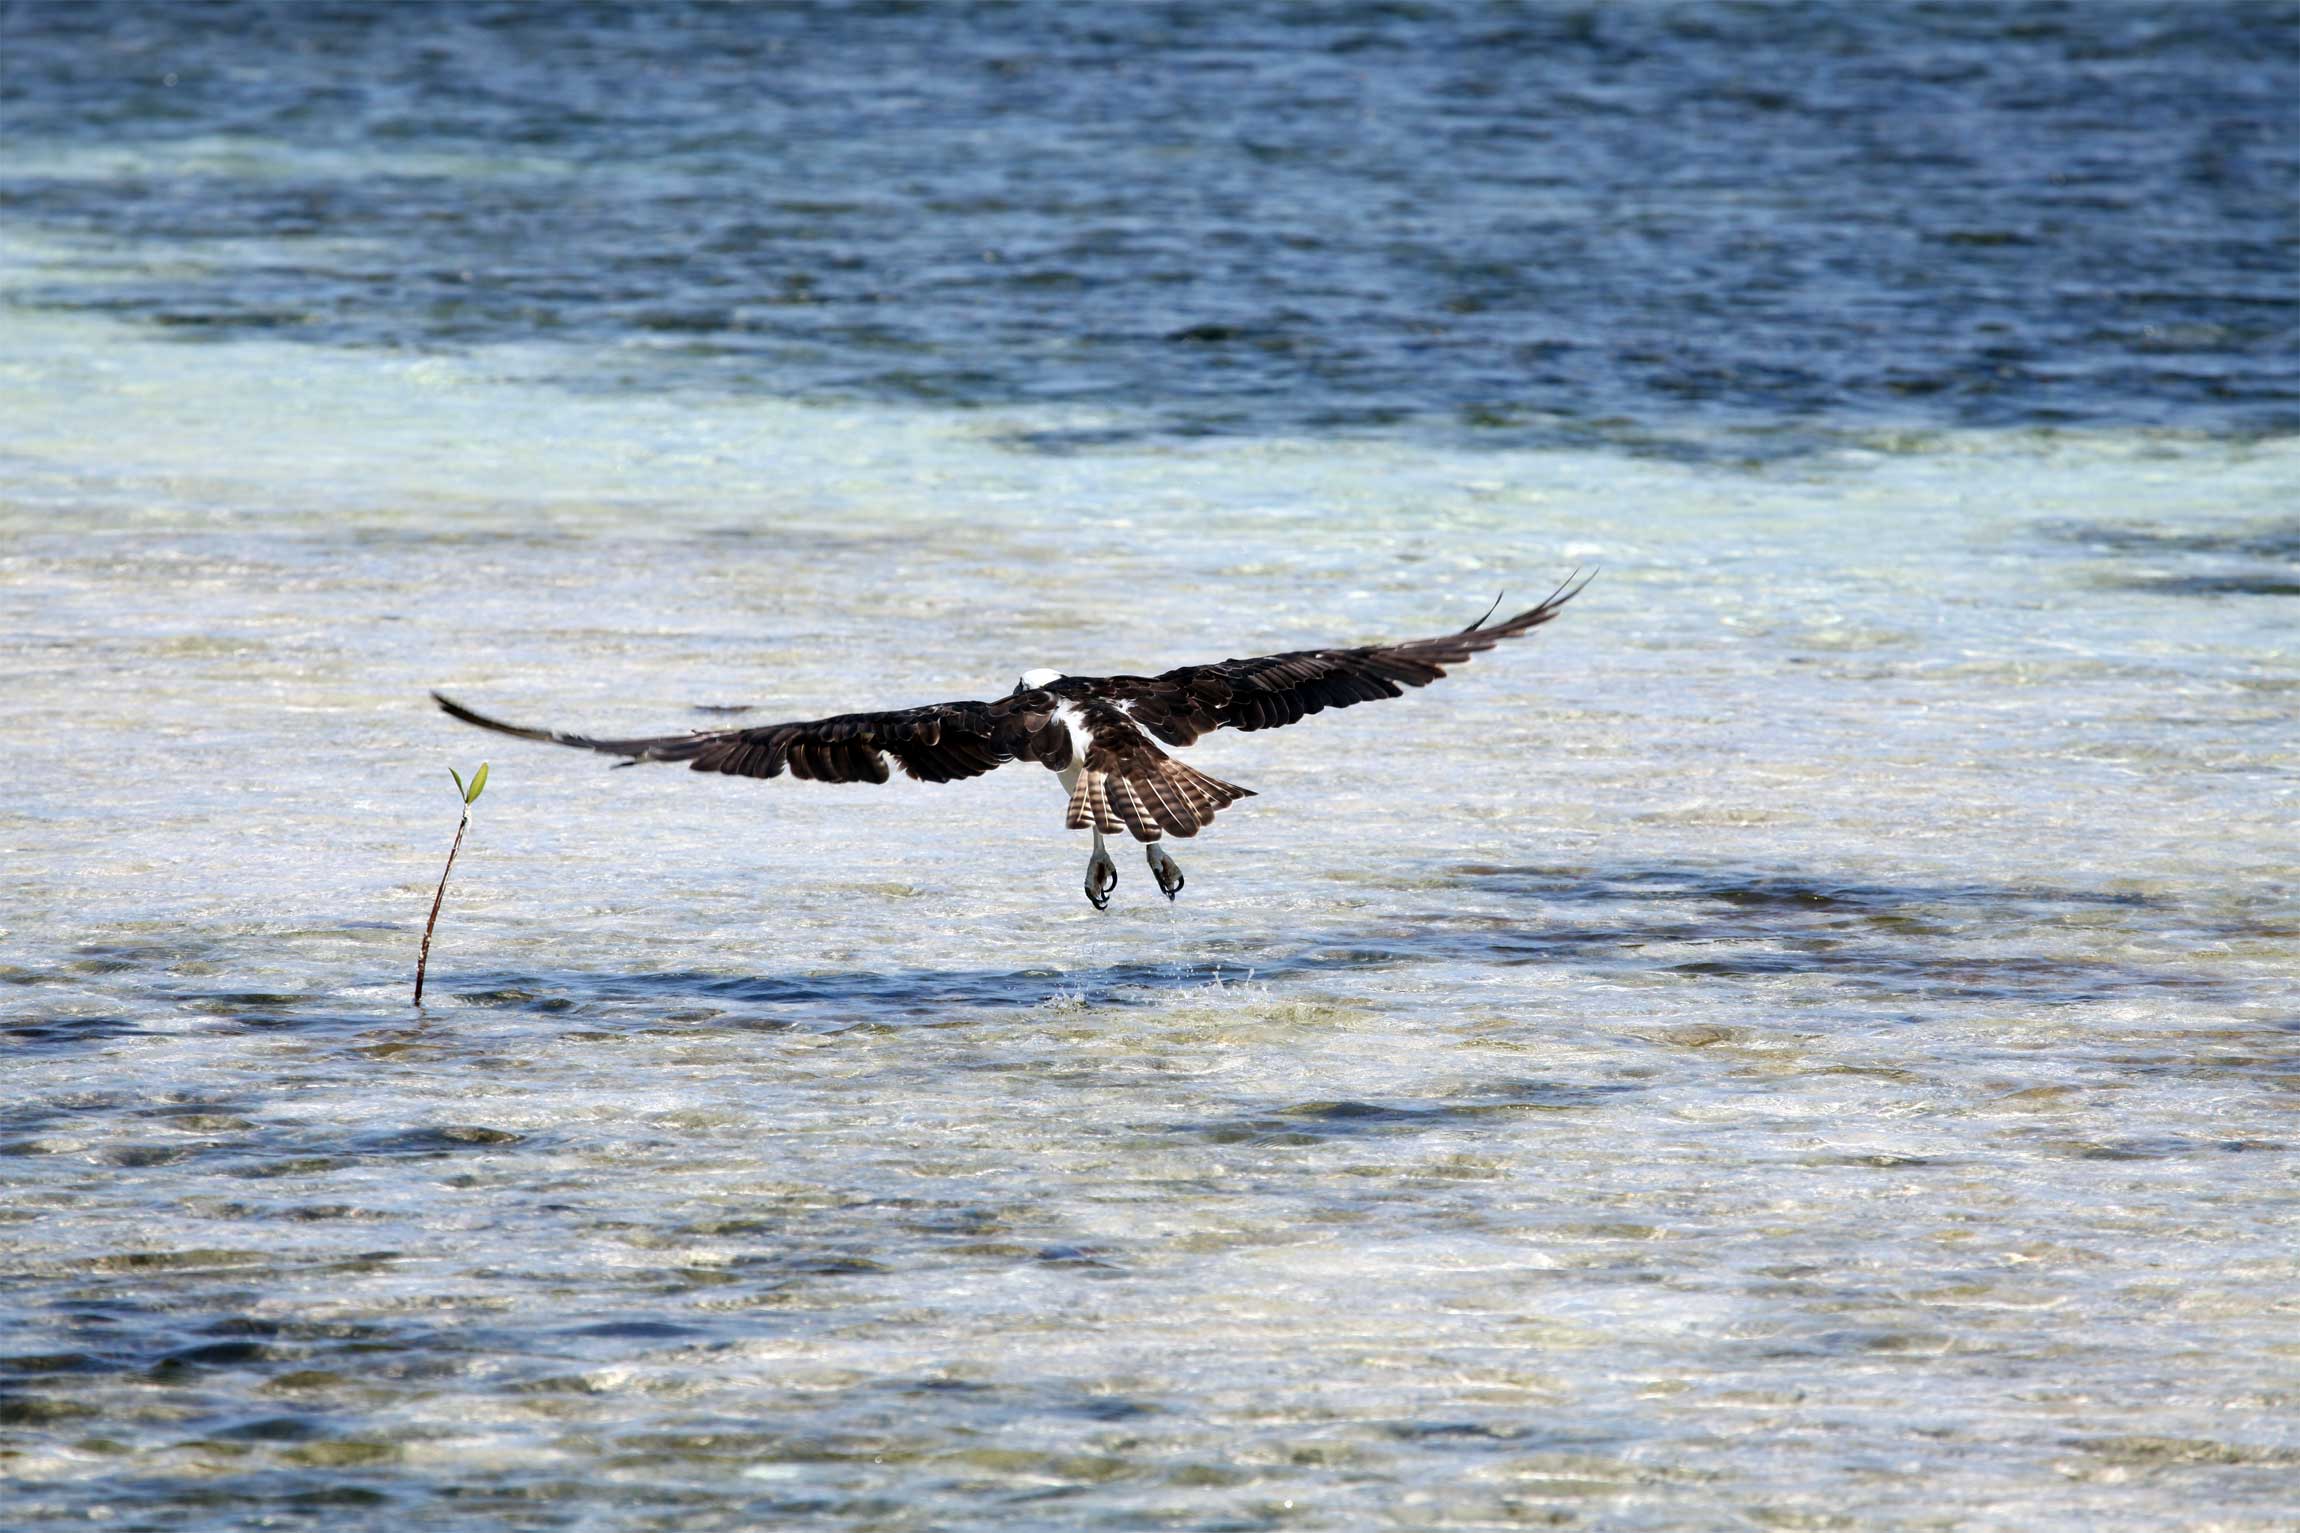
[432,691,555,743]
[1461,590,1507,633]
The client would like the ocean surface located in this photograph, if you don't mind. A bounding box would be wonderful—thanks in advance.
[2,3,2295,1529]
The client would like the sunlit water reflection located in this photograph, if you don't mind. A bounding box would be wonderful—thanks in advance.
[4,4,2297,1520]
[4,296,2294,1530]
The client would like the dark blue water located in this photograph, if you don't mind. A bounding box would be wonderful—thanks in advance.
[4,0,2294,456]
[7,10,2300,1530]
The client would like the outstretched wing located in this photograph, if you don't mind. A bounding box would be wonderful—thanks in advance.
[431,691,1075,785]
[1081,570,1592,747]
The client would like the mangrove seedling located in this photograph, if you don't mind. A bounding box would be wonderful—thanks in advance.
[414,761,488,1005]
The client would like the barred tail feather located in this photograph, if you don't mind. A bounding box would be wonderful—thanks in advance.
[1065,769,1100,832]
[1087,771,1120,836]
[1062,757,1254,841]
[1158,759,1253,837]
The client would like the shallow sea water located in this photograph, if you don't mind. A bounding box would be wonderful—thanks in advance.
[4,4,2298,1529]
[5,297,2295,1531]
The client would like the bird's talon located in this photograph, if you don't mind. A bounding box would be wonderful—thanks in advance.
[1085,853,1118,910]
[1147,850,1184,902]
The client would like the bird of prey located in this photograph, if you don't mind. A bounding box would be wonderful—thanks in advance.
[433,572,1590,909]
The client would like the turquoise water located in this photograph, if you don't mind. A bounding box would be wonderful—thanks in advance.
[4,4,2297,1529]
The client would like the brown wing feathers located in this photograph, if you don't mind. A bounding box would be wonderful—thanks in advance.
[429,692,1070,787]
[1100,570,1591,746]
[432,574,1586,840]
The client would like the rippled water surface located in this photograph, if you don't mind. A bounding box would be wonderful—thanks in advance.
[5,0,2296,452]
[4,4,2297,1530]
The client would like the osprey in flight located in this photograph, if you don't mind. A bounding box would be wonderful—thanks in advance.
[433,573,1590,909]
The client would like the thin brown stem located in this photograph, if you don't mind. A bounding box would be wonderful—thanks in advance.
[414,807,471,1006]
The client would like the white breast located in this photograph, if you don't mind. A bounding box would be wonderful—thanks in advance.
[1052,701,1094,767]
